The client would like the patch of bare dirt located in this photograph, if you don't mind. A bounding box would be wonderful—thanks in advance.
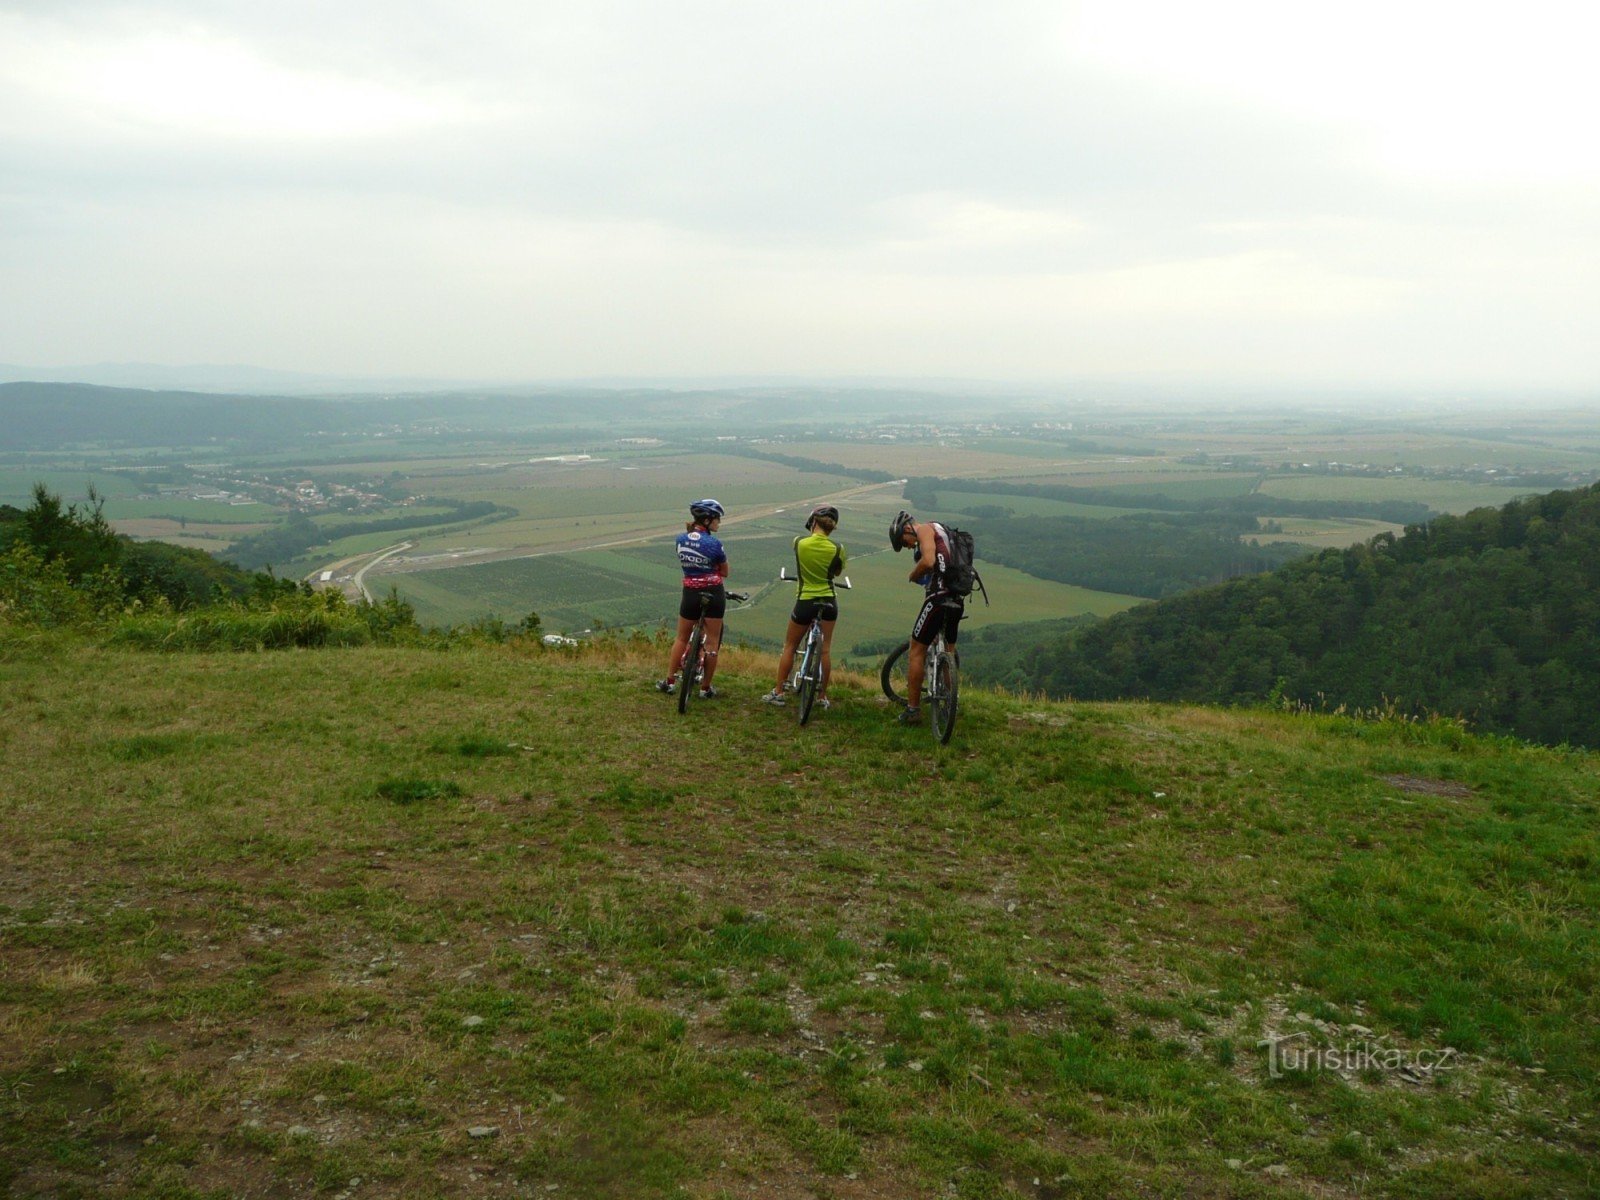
[1380,774,1475,798]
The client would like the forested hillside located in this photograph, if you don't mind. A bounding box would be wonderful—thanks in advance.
[0,486,291,611]
[980,482,1600,747]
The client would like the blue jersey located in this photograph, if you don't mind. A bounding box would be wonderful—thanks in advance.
[676,528,726,587]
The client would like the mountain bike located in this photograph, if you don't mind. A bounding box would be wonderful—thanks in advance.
[879,604,961,744]
[778,569,851,725]
[678,589,750,714]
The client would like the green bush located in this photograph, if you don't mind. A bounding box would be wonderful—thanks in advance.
[105,591,379,651]
[0,544,125,629]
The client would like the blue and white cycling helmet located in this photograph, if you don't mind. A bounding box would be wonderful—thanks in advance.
[689,498,725,524]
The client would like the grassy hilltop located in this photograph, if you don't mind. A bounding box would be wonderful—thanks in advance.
[2,639,1597,1199]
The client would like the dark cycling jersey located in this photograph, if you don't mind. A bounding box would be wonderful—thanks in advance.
[676,528,726,588]
[911,521,962,645]
[921,521,954,593]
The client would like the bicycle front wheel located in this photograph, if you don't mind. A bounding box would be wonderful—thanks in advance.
[879,640,911,706]
[678,625,704,715]
[930,650,958,744]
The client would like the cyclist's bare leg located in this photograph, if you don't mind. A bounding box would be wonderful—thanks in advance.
[775,620,806,691]
[819,619,837,697]
[700,617,725,685]
[667,616,696,678]
[907,639,928,709]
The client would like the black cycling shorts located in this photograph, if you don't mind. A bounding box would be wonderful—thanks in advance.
[911,593,963,645]
[679,584,727,621]
[789,597,839,625]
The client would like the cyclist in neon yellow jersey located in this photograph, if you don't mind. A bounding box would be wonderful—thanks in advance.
[762,505,846,709]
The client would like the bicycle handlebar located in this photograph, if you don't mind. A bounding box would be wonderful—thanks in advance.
[779,568,851,589]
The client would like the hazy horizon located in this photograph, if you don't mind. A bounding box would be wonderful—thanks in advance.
[3,2,1597,392]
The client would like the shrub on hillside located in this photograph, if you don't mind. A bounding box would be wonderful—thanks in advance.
[0,544,126,629]
[105,589,417,651]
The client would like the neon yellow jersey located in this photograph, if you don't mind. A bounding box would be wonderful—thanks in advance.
[792,533,846,601]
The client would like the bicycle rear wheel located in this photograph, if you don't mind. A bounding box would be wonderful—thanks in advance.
[677,624,704,714]
[930,649,958,744]
[796,634,821,725]
[879,640,911,706]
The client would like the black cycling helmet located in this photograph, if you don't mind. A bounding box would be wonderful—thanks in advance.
[890,510,914,551]
[805,504,839,531]
[689,498,725,524]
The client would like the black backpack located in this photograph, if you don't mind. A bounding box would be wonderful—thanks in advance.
[941,525,987,603]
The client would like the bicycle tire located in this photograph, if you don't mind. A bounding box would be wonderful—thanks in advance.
[678,624,703,715]
[796,631,821,725]
[879,640,911,705]
[931,650,958,744]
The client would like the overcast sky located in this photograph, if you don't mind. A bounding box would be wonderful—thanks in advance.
[2,0,1597,391]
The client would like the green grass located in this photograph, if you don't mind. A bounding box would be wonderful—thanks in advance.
[1,638,1597,1197]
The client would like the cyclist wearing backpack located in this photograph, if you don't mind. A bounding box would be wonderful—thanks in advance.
[890,509,963,725]
[657,499,731,698]
[762,505,846,709]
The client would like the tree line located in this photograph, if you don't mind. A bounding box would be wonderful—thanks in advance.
[969,483,1600,748]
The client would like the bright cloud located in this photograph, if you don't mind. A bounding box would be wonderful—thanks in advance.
[1,16,480,139]
[1070,0,1600,183]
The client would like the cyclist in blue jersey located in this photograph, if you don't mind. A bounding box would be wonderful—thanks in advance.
[657,499,731,698]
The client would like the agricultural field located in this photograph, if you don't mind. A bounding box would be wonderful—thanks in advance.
[771,439,1095,479]
[107,520,277,550]
[384,522,1144,653]
[1254,474,1533,515]
[1251,516,1409,549]
[915,490,1153,520]
[99,497,274,523]
[0,467,144,505]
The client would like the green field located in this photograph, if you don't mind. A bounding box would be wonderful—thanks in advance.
[385,528,1144,653]
[1254,516,1408,549]
[924,490,1152,519]
[1256,474,1533,515]
[101,497,274,523]
[1099,473,1261,501]
[0,468,144,505]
